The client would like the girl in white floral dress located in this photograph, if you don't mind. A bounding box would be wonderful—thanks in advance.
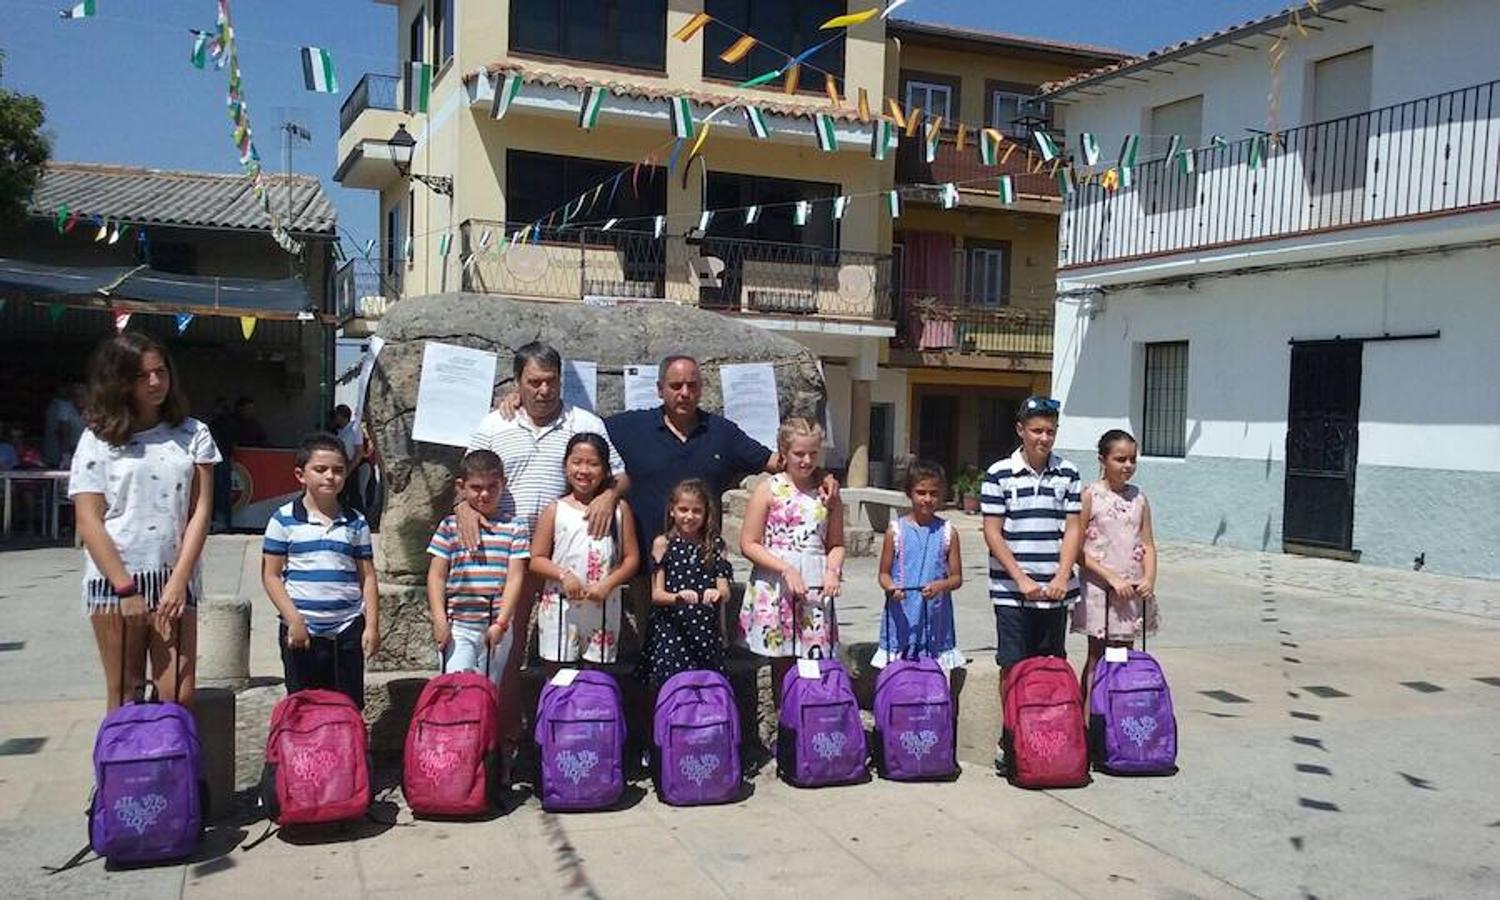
[530,433,639,668]
[739,418,845,703]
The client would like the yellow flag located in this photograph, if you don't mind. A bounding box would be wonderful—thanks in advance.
[672,12,711,42]
[857,87,870,123]
[926,117,943,144]
[1100,167,1120,191]
[904,107,922,138]
[824,74,841,107]
[719,35,756,63]
[955,123,967,152]
[820,7,879,29]
[1000,143,1018,165]
[688,121,712,160]
[782,63,800,95]
[240,316,257,340]
[886,98,906,129]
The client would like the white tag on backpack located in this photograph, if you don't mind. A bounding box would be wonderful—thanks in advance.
[1104,646,1129,663]
[550,668,580,687]
[797,659,821,680]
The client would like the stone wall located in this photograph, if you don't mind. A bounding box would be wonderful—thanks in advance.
[364,294,826,668]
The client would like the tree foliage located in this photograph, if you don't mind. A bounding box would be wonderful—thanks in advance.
[0,52,52,227]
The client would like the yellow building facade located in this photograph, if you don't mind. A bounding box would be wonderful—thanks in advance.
[336,2,1122,488]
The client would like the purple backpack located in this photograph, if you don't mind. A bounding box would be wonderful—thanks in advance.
[653,670,741,806]
[1089,649,1177,774]
[535,670,625,811]
[89,700,203,864]
[873,659,956,781]
[777,659,868,787]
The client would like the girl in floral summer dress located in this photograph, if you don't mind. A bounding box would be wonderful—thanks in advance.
[739,418,846,705]
[1073,429,1158,707]
[530,433,640,672]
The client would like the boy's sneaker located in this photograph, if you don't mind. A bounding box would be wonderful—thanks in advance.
[993,742,1009,775]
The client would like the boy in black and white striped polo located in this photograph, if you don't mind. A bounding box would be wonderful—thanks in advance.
[980,396,1084,773]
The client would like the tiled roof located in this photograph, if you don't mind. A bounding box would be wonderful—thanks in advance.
[885,19,1129,62]
[1040,0,1369,99]
[471,61,872,123]
[29,162,338,236]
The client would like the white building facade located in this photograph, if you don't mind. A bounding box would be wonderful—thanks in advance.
[1043,0,1500,578]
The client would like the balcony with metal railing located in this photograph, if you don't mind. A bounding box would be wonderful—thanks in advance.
[456,221,894,323]
[340,73,401,134]
[896,131,1060,204]
[1060,79,1500,271]
[891,246,1054,362]
[334,258,399,335]
[335,74,405,190]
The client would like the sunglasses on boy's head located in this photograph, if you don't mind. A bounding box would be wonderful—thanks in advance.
[1019,397,1061,415]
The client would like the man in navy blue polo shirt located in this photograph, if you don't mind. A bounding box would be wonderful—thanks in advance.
[605,355,776,559]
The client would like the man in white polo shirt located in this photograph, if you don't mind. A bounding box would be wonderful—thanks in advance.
[981,395,1084,774]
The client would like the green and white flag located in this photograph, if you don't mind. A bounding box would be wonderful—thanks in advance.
[438,233,451,256]
[997,174,1015,204]
[886,190,901,218]
[814,114,838,152]
[1119,166,1134,189]
[478,228,493,250]
[870,119,896,161]
[1118,134,1140,169]
[602,218,618,232]
[491,72,523,120]
[1164,135,1181,162]
[59,0,94,19]
[406,61,432,113]
[980,130,999,166]
[300,46,338,93]
[1079,132,1100,166]
[653,215,665,239]
[744,205,760,225]
[832,195,849,220]
[191,31,211,69]
[794,200,810,226]
[745,106,770,140]
[924,129,939,163]
[1057,166,1076,196]
[404,236,414,261]
[669,97,694,139]
[1034,130,1060,162]
[577,85,606,130]
[1175,148,1195,176]
[1210,134,1229,148]
[95,218,110,242]
[698,210,713,232]
[939,182,959,210]
[1248,134,1266,169]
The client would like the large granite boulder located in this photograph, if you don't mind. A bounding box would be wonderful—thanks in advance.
[364,294,826,669]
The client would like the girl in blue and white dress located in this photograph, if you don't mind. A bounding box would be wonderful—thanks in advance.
[875,460,965,671]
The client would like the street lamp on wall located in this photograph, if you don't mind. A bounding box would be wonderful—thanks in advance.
[388,123,453,196]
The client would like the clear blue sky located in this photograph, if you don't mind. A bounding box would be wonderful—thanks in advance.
[0,0,1292,255]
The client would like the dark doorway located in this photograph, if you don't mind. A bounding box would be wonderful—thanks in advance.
[917,393,960,483]
[1283,341,1362,557]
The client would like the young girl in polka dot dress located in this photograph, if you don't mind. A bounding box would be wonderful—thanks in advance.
[636,479,733,694]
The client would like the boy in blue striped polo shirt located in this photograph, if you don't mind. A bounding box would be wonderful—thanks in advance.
[262,433,379,708]
[981,396,1083,773]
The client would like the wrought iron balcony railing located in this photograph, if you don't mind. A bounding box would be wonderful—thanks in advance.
[456,222,894,321]
[1060,78,1500,269]
[334,258,399,321]
[339,73,401,135]
[896,131,1059,200]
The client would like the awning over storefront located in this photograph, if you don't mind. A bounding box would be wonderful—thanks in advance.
[0,257,321,318]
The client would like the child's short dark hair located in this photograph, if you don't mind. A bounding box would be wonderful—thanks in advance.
[458,449,505,480]
[904,459,947,493]
[295,433,347,468]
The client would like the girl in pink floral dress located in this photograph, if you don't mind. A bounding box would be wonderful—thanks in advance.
[530,433,640,669]
[740,418,845,702]
[1073,429,1158,705]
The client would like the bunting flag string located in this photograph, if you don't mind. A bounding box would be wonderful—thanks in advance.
[1079,132,1100,166]
[59,0,94,19]
[744,205,760,225]
[939,182,959,210]
[669,97,695,139]
[794,200,810,226]
[814,113,838,152]
[996,175,1015,204]
[832,195,850,220]
[175,313,194,335]
[240,316,257,341]
[886,189,901,218]
[744,106,770,140]
[870,119,896,161]
[820,8,880,30]
[578,85,607,130]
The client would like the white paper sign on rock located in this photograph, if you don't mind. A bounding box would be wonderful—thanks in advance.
[411,341,499,447]
[720,362,780,452]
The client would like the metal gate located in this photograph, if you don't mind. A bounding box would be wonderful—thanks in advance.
[1283,341,1363,556]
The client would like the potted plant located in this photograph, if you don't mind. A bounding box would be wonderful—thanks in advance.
[953,466,983,514]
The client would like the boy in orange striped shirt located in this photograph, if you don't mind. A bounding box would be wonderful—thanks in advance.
[426,450,530,686]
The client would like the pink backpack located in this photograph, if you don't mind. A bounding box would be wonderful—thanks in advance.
[1003,657,1090,789]
[403,672,501,817]
[261,689,371,824]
